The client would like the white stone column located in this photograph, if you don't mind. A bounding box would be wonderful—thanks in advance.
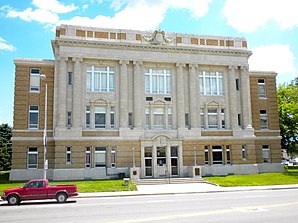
[57,57,68,127]
[189,64,199,129]
[240,65,253,129]
[119,60,129,128]
[228,65,238,129]
[176,63,186,129]
[166,144,171,176]
[133,61,143,129]
[178,142,183,177]
[72,57,83,128]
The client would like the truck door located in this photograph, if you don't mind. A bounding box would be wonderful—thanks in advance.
[24,181,48,200]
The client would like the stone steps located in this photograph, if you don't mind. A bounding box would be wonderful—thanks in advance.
[132,177,206,185]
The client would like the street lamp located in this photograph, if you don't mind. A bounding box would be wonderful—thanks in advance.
[40,74,47,179]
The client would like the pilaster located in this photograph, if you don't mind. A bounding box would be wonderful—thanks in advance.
[133,61,143,129]
[57,57,68,128]
[72,57,83,128]
[119,60,129,129]
[228,65,239,130]
[189,64,199,129]
[240,65,253,130]
[176,63,186,129]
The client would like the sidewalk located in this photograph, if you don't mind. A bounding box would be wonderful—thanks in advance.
[77,183,298,198]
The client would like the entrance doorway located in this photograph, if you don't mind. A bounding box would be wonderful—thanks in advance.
[144,147,152,177]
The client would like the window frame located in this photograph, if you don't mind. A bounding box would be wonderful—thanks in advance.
[86,66,115,92]
[94,147,106,167]
[145,68,171,94]
[27,147,38,169]
[30,68,41,92]
[262,145,270,163]
[258,79,266,98]
[199,71,224,96]
[66,146,72,164]
[260,110,268,129]
[29,105,39,129]
[85,147,91,168]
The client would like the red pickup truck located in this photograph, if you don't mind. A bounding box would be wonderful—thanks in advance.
[1,179,78,205]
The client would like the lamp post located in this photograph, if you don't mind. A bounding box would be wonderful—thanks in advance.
[40,74,47,179]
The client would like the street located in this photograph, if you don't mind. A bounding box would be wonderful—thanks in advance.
[1,189,298,223]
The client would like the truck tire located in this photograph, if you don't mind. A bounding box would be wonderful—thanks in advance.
[7,195,20,205]
[56,193,67,203]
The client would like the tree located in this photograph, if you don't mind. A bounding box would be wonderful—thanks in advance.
[0,124,12,170]
[277,78,298,155]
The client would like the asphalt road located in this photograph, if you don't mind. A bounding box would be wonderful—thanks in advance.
[1,189,298,223]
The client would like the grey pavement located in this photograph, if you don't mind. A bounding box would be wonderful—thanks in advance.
[77,183,298,198]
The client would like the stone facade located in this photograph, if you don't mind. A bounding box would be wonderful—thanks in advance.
[10,25,282,181]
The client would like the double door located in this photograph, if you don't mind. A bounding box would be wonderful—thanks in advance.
[144,146,179,178]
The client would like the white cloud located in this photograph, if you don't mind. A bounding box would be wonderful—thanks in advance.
[223,0,298,32]
[32,0,78,14]
[2,0,212,31]
[60,0,212,31]
[3,0,77,25]
[0,37,16,51]
[83,4,88,10]
[249,44,296,84]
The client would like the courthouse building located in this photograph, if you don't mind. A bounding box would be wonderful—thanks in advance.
[10,24,283,180]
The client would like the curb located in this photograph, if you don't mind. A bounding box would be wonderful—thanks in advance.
[76,185,298,199]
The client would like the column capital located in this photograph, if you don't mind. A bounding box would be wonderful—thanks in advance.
[240,65,249,72]
[119,60,130,65]
[176,63,186,69]
[57,56,68,62]
[228,65,237,71]
[133,61,143,66]
[189,63,198,69]
[72,57,83,63]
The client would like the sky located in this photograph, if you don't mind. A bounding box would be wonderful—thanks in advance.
[0,0,298,126]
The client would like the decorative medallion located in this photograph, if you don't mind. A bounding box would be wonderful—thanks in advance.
[142,29,175,45]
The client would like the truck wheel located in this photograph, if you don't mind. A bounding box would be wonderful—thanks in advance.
[7,195,20,205]
[56,193,67,203]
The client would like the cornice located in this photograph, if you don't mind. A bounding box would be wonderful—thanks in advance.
[52,39,252,58]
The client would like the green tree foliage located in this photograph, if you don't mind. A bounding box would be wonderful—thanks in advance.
[0,124,12,170]
[277,78,298,155]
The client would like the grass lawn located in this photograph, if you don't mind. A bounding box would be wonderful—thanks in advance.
[204,167,298,187]
[0,171,137,193]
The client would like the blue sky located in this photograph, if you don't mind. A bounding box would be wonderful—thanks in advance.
[0,0,297,126]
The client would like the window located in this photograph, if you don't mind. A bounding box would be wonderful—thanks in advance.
[262,145,270,163]
[28,147,38,169]
[208,108,218,129]
[212,145,223,164]
[238,114,241,126]
[221,109,225,129]
[157,147,166,166]
[95,107,106,128]
[94,147,106,167]
[85,147,91,168]
[67,112,72,127]
[185,113,189,128]
[168,108,172,129]
[199,71,223,96]
[111,149,116,168]
[260,110,268,129]
[236,79,240,91]
[68,72,73,85]
[66,147,71,164]
[30,68,40,92]
[145,69,171,94]
[153,108,164,129]
[258,79,266,98]
[110,107,115,129]
[86,66,115,92]
[29,106,39,129]
[200,108,205,128]
[128,112,133,128]
[204,146,209,165]
[145,108,150,129]
[86,106,90,128]
[226,145,231,164]
[242,145,247,160]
